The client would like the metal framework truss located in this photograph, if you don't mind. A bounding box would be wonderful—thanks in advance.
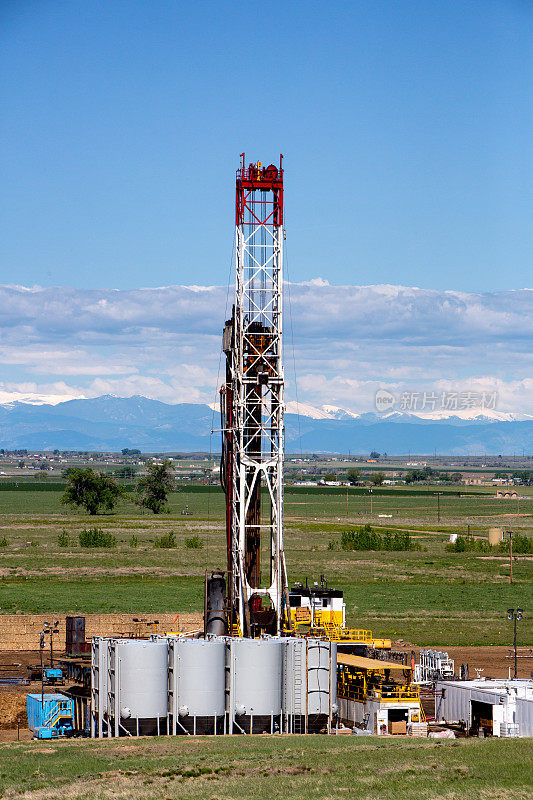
[220,154,290,636]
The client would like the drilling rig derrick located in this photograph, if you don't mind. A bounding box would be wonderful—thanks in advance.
[209,154,291,639]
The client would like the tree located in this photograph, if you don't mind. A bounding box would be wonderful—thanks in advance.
[512,470,533,485]
[371,471,385,486]
[405,466,435,484]
[347,468,362,485]
[136,460,174,514]
[61,467,126,515]
[370,451,380,460]
[18,460,24,469]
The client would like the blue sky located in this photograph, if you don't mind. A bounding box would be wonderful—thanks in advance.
[1,0,532,291]
[0,2,532,415]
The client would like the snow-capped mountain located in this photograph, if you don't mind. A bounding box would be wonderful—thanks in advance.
[380,408,533,423]
[0,395,532,453]
[1,393,528,424]
[322,405,360,420]
[284,402,359,420]
[285,402,530,424]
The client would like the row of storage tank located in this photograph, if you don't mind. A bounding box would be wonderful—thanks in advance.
[91,635,337,737]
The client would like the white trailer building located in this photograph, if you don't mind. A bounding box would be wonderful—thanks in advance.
[435,679,533,737]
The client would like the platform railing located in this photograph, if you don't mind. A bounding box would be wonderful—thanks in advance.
[317,622,373,642]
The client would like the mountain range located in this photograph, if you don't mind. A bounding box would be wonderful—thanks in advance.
[0,395,532,455]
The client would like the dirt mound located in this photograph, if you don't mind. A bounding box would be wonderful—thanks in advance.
[0,693,27,728]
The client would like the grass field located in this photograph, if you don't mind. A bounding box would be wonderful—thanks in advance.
[0,484,531,646]
[0,735,531,800]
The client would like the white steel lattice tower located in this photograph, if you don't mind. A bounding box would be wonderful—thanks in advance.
[220,154,290,637]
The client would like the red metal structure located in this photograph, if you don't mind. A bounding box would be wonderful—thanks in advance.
[208,154,290,638]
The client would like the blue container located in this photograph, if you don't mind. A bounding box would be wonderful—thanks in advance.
[43,668,63,683]
[26,693,74,734]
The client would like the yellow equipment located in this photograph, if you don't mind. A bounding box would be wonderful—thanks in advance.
[336,653,426,733]
[288,579,392,647]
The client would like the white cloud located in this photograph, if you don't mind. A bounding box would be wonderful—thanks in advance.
[0,283,531,413]
[0,381,86,406]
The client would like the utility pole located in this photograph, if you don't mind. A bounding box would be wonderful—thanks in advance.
[507,608,524,678]
[509,524,513,584]
[45,620,59,668]
[39,632,45,708]
[437,492,441,523]
[514,613,518,678]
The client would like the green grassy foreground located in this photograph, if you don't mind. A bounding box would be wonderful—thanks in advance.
[0,485,531,645]
[0,735,531,800]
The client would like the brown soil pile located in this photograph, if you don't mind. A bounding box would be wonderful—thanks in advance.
[0,692,27,728]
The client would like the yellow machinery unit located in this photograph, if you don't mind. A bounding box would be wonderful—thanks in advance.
[337,653,426,735]
[289,579,345,629]
[288,579,391,648]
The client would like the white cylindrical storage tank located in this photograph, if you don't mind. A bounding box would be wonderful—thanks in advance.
[110,639,168,736]
[307,638,337,731]
[330,641,338,714]
[282,637,337,733]
[169,637,226,735]
[91,636,110,738]
[228,637,283,734]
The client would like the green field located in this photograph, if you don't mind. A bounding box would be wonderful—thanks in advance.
[0,735,530,800]
[0,484,531,645]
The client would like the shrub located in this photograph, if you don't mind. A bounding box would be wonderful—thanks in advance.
[445,536,492,553]
[154,532,177,549]
[129,534,139,548]
[498,534,533,555]
[185,535,203,549]
[57,531,69,548]
[0,536,7,548]
[446,536,492,553]
[341,524,418,551]
[79,527,116,548]
[327,539,336,550]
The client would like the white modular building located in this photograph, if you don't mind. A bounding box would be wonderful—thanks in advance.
[435,679,533,737]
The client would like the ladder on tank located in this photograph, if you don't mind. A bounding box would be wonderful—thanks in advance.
[292,644,304,735]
